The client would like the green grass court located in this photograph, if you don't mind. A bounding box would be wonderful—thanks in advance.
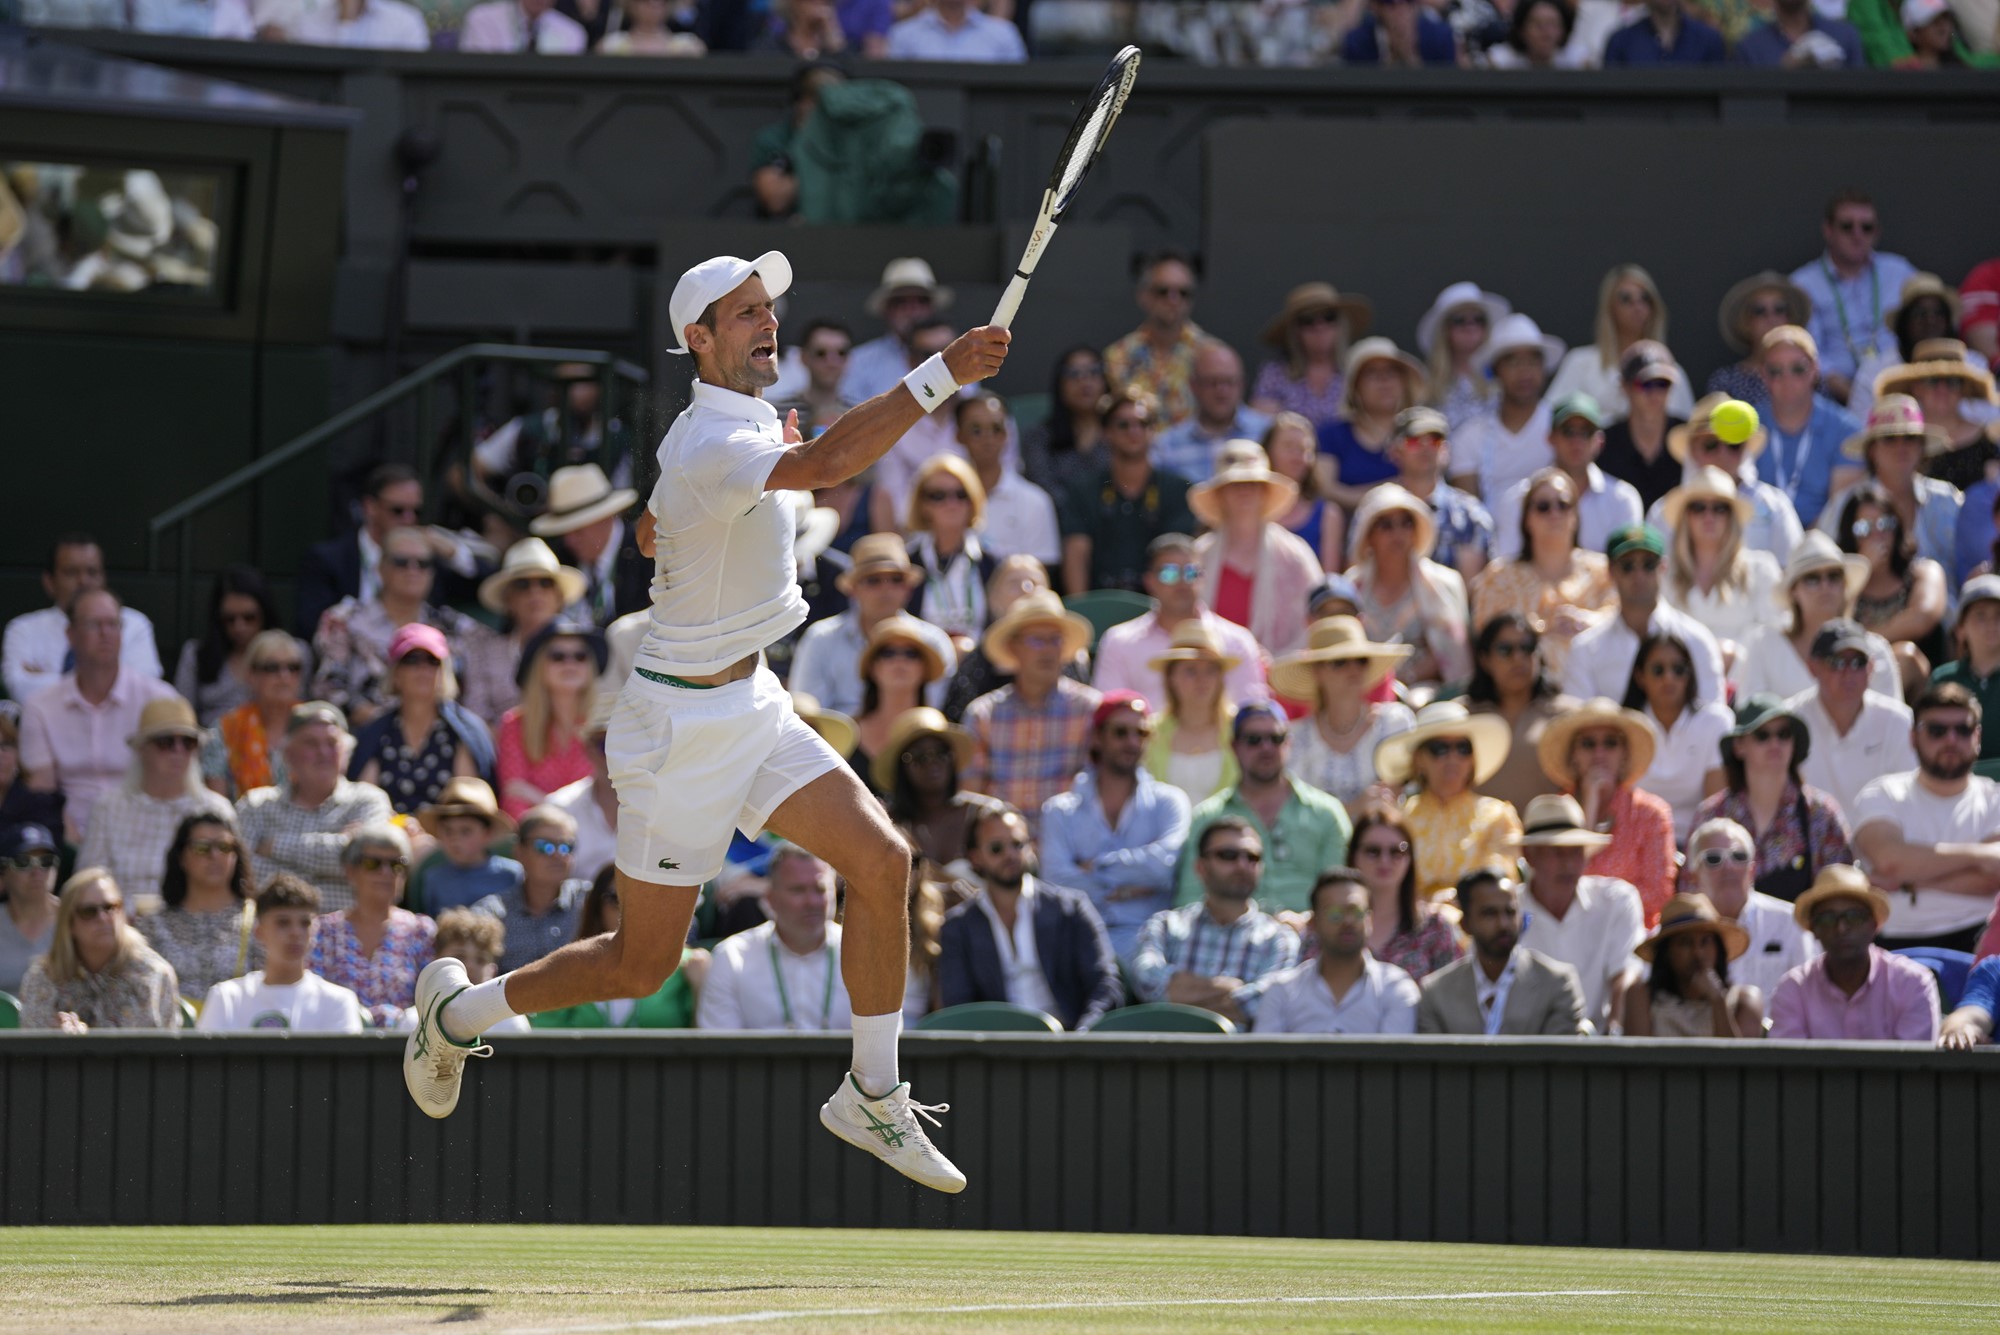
[2,1225,1996,1332]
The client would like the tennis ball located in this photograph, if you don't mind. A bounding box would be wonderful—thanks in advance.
[1711,399,1759,446]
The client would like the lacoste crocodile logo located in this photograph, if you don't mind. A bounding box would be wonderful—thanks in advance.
[658,858,680,870]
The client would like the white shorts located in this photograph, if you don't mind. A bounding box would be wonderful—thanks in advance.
[607,664,844,885]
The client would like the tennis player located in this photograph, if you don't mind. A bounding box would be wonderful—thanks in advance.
[404,252,1007,1192]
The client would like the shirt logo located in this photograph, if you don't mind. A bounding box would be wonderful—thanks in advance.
[658,857,680,871]
[921,384,938,400]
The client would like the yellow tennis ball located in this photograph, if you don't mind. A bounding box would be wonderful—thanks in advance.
[1711,399,1759,446]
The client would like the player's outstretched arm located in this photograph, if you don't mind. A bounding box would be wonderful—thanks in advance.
[767,326,1009,493]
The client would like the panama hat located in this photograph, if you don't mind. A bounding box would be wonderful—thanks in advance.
[666,250,793,355]
[792,693,858,760]
[1716,271,1812,353]
[1873,338,1998,405]
[1840,392,1952,461]
[1477,313,1566,375]
[1340,337,1427,411]
[529,463,640,537]
[836,533,924,595]
[1261,281,1373,347]
[1347,483,1438,564]
[1635,892,1750,963]
[478,537,589,613]
[982,590,1093,673]
[1669,393,1769,463]
[1776,531,1869,609]
[1415,281,1511,357]
[1791,864,1891,931]
[1188,440,1298,528]
[1146,618,1244,676]
[417,775,515,838]
[1514,793,1612,852]
[1722,692,1811,767]
[1537,697,1659,789]
[1660,464,1754,533]
[1269,616,1410,700]
[866,257,953,317]
[130,696,201,748]
[1374,699,1512,788]
[1885,270,1962,329]
[872,705,972,792]
[858,613,948,685]
[1761,324,1820,363]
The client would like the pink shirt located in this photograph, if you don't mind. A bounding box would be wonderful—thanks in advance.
[495,709,592,820]
[1090,610,1268,714]
[1767,946,1939,1043]
[17,667,179,834]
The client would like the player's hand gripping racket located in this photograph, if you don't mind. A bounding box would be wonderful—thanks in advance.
[989,45,1142,331]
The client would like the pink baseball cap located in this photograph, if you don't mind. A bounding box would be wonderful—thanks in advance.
[387,622,450,664]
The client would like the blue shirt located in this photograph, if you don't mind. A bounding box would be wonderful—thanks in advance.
[1957,478,1997,586]
[1733,15,1864,66]
[885,8,1027,61]
[1755,395,1860,530]
[1341,13,1458,63]
[1153,406,1273,484]
[1960,955,2000,1019]
[1788,251,1919,383]
[1316,420,1399,491]
[1039,767,1192,961]
[1424,482,1495,570]
[424,855,524,915]
[1602,13,1727,64]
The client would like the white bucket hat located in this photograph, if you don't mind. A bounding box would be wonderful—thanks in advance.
[1478,313,1566,375]
[667,251,793,355]
[1415,282,1512,357]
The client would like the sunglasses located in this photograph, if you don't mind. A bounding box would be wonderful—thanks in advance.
[1701,439,1747,455]
[149,735,199,752]
[1421,739,1474,758]
[1635,379,1674,393]
[1320,905,1369,924]
[1795,569,1844,589]
[1823,655,1870,674]
[254,660,304,675]
[543,648,594,665]
[1851,516,1898,539]
[385,554,434,571]
[807,344,852,360]
[859,572,908,589]
[1356,842,1410,859]
[4,853,58,870]
[1695,847,1752,868]
[1487,640,1536,659]
[1153,562,1202,585]
[1207,847,1262,864]
[1748,726,1794,745]
[923,489,970,505]
[397,651,441,668]
[188,838,238,856]
[874,644,925,662]
[512,576,560,592]
[1446,311,1488,328]
[1811,907,1874,930]
[1150,285,1193,299]
[1616,556,1662,574]
[1747,301,1791,319]
[74,901,123,921]
[1553,424,1598,442]
[1297,311,1342,328]
[1238,732,1287,749]
[1530,498,1575,515]
[902,744,952,767]
[1922,721,1977,740]
[1645,660,1690,678]
[356,855,409,873]
[1373,513,1417,532]
[1683,500,1733,519]
[530,839,576,857]
[1575,733,1626,752]
[1834,219,1878,235]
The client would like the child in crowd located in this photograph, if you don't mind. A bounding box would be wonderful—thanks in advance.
[197,875,364,1033]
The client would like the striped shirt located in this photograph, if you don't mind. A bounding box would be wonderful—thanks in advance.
[1129,900,1300,1024]
[962,677,1101,831]
[236,778,395,913]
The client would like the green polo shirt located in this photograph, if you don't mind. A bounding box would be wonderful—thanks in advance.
[1932,658,2000,778]
[1173,777,1354,913]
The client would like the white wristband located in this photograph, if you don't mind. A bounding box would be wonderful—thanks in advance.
[902,353,959,411]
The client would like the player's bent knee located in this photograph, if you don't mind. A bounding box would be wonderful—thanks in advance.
[849,829,919,903]
[610,934,683,998]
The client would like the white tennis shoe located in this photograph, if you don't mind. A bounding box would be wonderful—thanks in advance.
[820,1073,967,1194]
[403,958,491,1119]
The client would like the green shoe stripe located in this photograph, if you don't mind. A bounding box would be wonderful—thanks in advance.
[430,987,483,1049]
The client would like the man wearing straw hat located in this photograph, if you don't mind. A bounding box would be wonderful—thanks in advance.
[1767,865,1938,1041]
[531,463,647,627]
[841,257,954,403]
[404,250,1008,1194]
[962,592,1100,833]
[788,533,955,718]
[1513,793,1647,1034]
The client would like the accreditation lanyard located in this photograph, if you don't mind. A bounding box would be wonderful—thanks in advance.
[1817,256,1880,370]
[769,937,837,1031]
[1767,420,1806,499]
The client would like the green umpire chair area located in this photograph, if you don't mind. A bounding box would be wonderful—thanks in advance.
[1088,1003,1236,1035]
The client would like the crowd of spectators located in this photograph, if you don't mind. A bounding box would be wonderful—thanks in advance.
[2,190,1999,1053]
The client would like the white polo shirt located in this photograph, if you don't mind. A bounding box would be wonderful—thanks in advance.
[1786,687,1916,822]
[1850,772,2000,938]
[1562,603,1724,708]
[697,921,852,1032]
[1252,953,1420,1034]
[977,470,1063,566]
[1462,403,1554,505]
[1519,875,1646,1031]
[1717,889,1820,1004]
[1491,464,1643,562]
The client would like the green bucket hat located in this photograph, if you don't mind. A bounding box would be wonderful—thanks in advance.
[1721,692,1809,767]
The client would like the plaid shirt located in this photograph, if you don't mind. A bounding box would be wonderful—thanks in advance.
[962,677,1101,831]
[77,786,235,910]
[1129,900,1300,1023]
[236,778,394,913]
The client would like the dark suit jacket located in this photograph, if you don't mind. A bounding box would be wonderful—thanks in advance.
[557,528,654,624]
[939,878,1122,1031]
[295,531,362,637]
[1416,949,1588,1036]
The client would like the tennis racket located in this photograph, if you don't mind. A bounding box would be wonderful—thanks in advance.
[989,45,1143,331]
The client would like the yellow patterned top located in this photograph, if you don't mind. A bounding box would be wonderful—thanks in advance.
[1402,788,1524,903]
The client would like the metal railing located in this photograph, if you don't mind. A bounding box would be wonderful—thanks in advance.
[144,343,650,635]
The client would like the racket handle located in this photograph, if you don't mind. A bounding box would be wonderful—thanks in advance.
[990,274,1029,331]
[990,214,1061,331]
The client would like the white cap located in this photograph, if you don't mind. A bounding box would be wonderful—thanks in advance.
[1477,312,1566,375]
[666,251,793,356]
[1901,0,1948,27]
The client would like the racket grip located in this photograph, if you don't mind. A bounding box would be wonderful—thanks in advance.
[990,274,1030,331]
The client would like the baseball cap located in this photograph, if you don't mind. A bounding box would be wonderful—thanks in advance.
[287,701,350,736]
[1392,406,1450,439]
[1231,701,1286,742]
[1960,573,2000,615]
[1809,617,1871,661]
[1606,524,1666,561]
[1306,573,1362,616]
[1092,690,1149,731]
[387,621,450,665]
[1550,392,1605,429]
[1902,0,1949,26]
[0,823,57,858]
[1618,339,1681,386]
[666,251,794,355]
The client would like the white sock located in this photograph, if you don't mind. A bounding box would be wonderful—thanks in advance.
[850,1011,902,1097]
[440,976,518,1043]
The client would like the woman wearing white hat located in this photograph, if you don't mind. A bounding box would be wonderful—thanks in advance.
[1270,617,1414,810]
[1347,484,1471,691]
[1190,440,1323,657]
[463,538,589,726]
[1729,532,1901,702]
[1659,464,1784,656]
[1374,700,1520,903]
[1417,281,1512,433]
[1142,620,1243,802]
[1543,264,1695,421]
[1317,337,1425,511]
[1249,281,1373,432]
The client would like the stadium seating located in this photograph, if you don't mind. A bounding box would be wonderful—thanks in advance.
[1089,1003,1236,1035]
[178,996,199,1030]
[1894,947,1976,1012]
[0,992,17,1030]
[916,1002,1062,1033]
[1062,590,1153,649]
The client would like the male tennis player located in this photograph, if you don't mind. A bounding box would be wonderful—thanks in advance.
[404,252,1007,1192]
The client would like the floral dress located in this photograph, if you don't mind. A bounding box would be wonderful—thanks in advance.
[309,908,436,1029]
[1690,782,1853,906]
[1402,789,1524,902]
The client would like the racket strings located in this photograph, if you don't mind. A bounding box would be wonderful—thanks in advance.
[1055,94,1117,206]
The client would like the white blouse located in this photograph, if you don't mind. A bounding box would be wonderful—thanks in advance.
[1639,700,1734,846]
[1288,703,1417,809]
[1662,550,1784,656]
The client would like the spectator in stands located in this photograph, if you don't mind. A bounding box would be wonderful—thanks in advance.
[1135,816,1299,1027]
[546,692,616,883]
[794,534,955,717]
[1254,868,1421,1034]
[415,777,521,915]
[1493,394,1643,562]
[310,823,432,1028]
[1878,341,1998,488]
[531,871,700,1028]
[1791,619,1917,818]
[297,464,418,639]
[532,464,648,626]
[1818,396,1962,574]
[1512,793,1646,1030]
[3,532,163,706]
[1020,346,1108,501]
[201,630,305,801]
[1940,954,2000,1047]
[1597,342,1688,512]
[698,844,851,1030]
[196,874,365,1031]
[749,63,842,219]
[1059,388,1197,595]
[473,804,589,973]
[349,623,495,816]
[1964,257,2000,364]
[1348,484,1472,689]
[293,0,434,48]
[1250,282,1370,432]
[1652,395,1805,566]
[1263,414,1344,572]
[78,698,232,911]
[1684,816,1819,1002]
[1768,865,1939,1041]
[1692,694,1853,903]
[173,565,280,728]
[962,393,1060,568]
[1390,407,1492,579]
[1890,0,1993,69]
[751,0,849,57]
[1176,704,1353,916]
[964,593,1099,827]
[1104,251,1204,427]
[1344,803,1462,982]
[905,455,997,650]
[460,0,589,50]
[1457,315,1565,509]
[311,524,487,727]
[421,908,533,1034]
[237,703,394,912]
[1602,0,1725,60]
[1417,866,1588,1035]
[851,615,948,792]
[843,258,951,403]
[1417,282,1508,431]
[19,588,179,844]
[1040,693,1191,962]
[0,823,59,996]
[1470,470,1615,684]
[1838,482,1948,690]
[19,869,179,1032]
[1849,274,1991,427]
[942,802,1120,1029]
[1789,191,1917,404]
[1659,465,1784,659]
[1463,613,1579,815]
[1624,892,1766,1037]
[1343,0,1460,62]
[773,319,856,435]
[0,707,64,845]
[877,706,984,877]
[1375,700,1519,902]
[1564,524,1725,706]
[1548,266,1694,422]
[865,321,974,531]
[1272,617,1414,811]
[1190,440,1321,658]
[886,0,1026,59]
[1485,0,1581,66]
[1621,635,1730,848]
[1755,327,1858,531]
[1706,273,1813,407]
[1093,534,1264,713]
[1155,341,1271,484]
[496,621,603,821]
[1934,575,2000,773]
[1142,620,1249,805]
[464,539,587,727]
[1735,0,1865,64]
[1849,681,2000,951]
[1317,338,1425,512]
[1733,533,1899,702]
